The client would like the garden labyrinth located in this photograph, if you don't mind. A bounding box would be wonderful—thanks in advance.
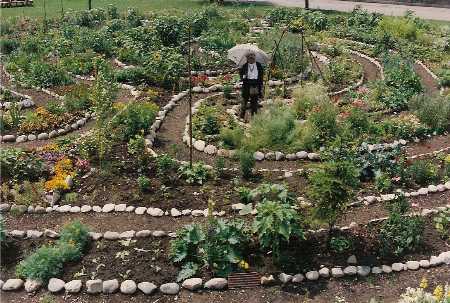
[1,5,449,303]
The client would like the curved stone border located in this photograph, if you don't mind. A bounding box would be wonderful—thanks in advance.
[0,86,35,110]
[1,250,448,295]
[408,144,450,160]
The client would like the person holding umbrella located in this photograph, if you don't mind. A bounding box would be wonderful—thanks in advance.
[227,44,269,119]
[239,52,264,119]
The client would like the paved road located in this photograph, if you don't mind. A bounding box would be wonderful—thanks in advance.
[248,0,450,21]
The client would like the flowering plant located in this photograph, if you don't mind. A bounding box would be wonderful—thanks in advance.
[44,158,76,192]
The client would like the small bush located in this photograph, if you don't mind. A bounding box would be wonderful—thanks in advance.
[238,149,255,180]
[292,83,329,119]
[433,207,450,240]
[214,156,225,178]
[0,148,45,182]
[406,160,438,186]
[156,154,177,179]
[179,162,210,185]
[16,221,90,282]
[137,175,151,192]
[113,102,158,140]
[379,206,424,257]
[220,127,244,149]
[408,94,450,132]
[329,236,353,253]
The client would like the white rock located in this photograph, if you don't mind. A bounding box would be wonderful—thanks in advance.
[392,263,404,272]
[10,230,25,238]
[343,266,357,275]
[182,278,203,291]
[27,134,37,141]
[278,273,292,284]
[120,230,135,239]
[430,255,443,266]
[148,207,164,216]
[428,185,438,193]
[103,279,119,294]
[44,229,59,238]
[305,271,319,281]
[152,230,167,237]
[138,282,157,295]
[371,267,382,274]
[48,278,65,293]
[102,203,115,213]
[16,135,27,143]
[192,210,204,217]
[126,206,135,212]
[357,266,370,277]
[307,153,320,160]
[120,280,137,294]
[296,151,308,159]
[135,207,147,215]
[418,188,428,195]
[25,279,42,293]
[81,205,92,212]
[37,133,49,140]
[406,261,420,270]
[89,232,102,240]
[2,279,23,291]
[382,265,392,273]
[70,206,80,213]
[419,260,430,268]
[318,267,330,278]
[275,151,284,161]
[194,140,206,151]
[261,275,276,285]
[204,144,217,155]
[331,268,344,278]
[64,280,82,293]
[292,274,304,283]
[254,151,264,161]
[27,230,43,238]
[160,282,180,294]
[204,278,227,290]
[439,251,450,264]
[115,204,126,212]
[171,208,181,217]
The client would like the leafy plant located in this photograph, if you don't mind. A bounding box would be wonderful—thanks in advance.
[307,161,360,243]
[238,148,255,180]
[155,154,177,182]
[433,208,450,240]
[409,94,450,132]
[252,200,303,262]
[137,175,151,192]
[0,148,45,182]
[178,162,210,185]
[378,195,424,256]
[406,159,438,186]
[329,236,353,253]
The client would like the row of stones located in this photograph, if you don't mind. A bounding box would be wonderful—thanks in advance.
[0,277,228,295]
[6,204,448,242]
[407,145,450,160]
[270,250,450,285]
[0,87,35,109]
[2,114,92,143]
[352,181,450,207]
[0,203,226,218]
[73,73,144,99]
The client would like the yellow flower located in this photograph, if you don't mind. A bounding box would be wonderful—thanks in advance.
[238,260,249,270]
[420,277,428,289]
[444,154,450,165]
[434,285,444,301]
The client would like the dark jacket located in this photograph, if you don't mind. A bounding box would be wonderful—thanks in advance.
[239,62,264,98]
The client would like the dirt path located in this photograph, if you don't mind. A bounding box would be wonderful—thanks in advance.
[414,62,440,95]
[405,134,450,158]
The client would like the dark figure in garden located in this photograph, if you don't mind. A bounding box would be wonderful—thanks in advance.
[239,52,264,119]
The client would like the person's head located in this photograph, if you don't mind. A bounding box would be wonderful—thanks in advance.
[246,52,256,64]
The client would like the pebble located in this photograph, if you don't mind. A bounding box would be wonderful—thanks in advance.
[152,230,167,237]
[347,255,357,264]
[44,229,59,238]
[204,278,227,290]
[103,231,120,240]
[357,266,371,277]
[278,273,292,284]
[81,205,92,212]
[24,279,42,293]
[419,260,430,268]
[406,261,420,270]
[182,278,203,291]
[371,266,382,274]
[103,279,119,294]
[115,204,127,212]
[318,267,330,278]
[2,279,23,291]
[102,204,115,213]
[305,271,319,281]
[148,207,164,216]
[160,282,180,295]
[27,230,43,239]
[138,282,157,295]
[48,278,65,293]
[331,268,344,278]
[170,208,181,217]
[120,280,137,294]
[65,280,82,293]
[136,230,152,238]
[253,151,264,161]
[135,207,147,215]
[292,273,304,283]
[391,263,404,272]
[120,230,135,239]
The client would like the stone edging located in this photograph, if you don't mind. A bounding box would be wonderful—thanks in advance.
[0,86,35,110]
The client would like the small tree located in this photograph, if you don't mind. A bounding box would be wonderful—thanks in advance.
[307,161,359,244]
[253,200,304,263]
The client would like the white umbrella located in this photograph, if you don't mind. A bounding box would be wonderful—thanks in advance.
[227,44,270,67]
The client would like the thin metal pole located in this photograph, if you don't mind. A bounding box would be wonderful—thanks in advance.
[43,0,47,32]
[300,29,304,86]
[188,24,193,168]
[60,0,64,18]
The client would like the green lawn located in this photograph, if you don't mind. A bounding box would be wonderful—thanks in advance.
[0,0,272,19]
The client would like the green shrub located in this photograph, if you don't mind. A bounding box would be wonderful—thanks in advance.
[12,180,46,206]
[408,94,450,131]
[214,156,225,178]
[375,172,393,193]
[378,198,424,257]
[0,148,45,182]
[253,200,303,262]
[0,38,19,55]
[113,102,158,140]
[220,127,243,149]
[238,149,255,180]
[329,236,353,253]
[155,154,177,182]
[16,221,90,282]
[170,219,249,281]
[292,83,329,119]
[377,16,418,42]
[346,108,371,136]
[406,159,438,186]
[64,84,91,113]
[308,161,360,238]
[178,162,210,185]
[433,207,450,239]
[45,100,65,115]
[137,175,151,192]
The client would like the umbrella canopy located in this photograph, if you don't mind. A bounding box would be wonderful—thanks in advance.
[227,44,270,67]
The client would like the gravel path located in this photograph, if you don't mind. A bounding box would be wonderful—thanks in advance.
[246,0,450,21]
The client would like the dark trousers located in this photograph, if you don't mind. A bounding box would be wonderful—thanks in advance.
[240,82,261,118]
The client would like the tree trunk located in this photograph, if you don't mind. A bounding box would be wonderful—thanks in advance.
[88,0,92,10]
[305,0,309,9]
